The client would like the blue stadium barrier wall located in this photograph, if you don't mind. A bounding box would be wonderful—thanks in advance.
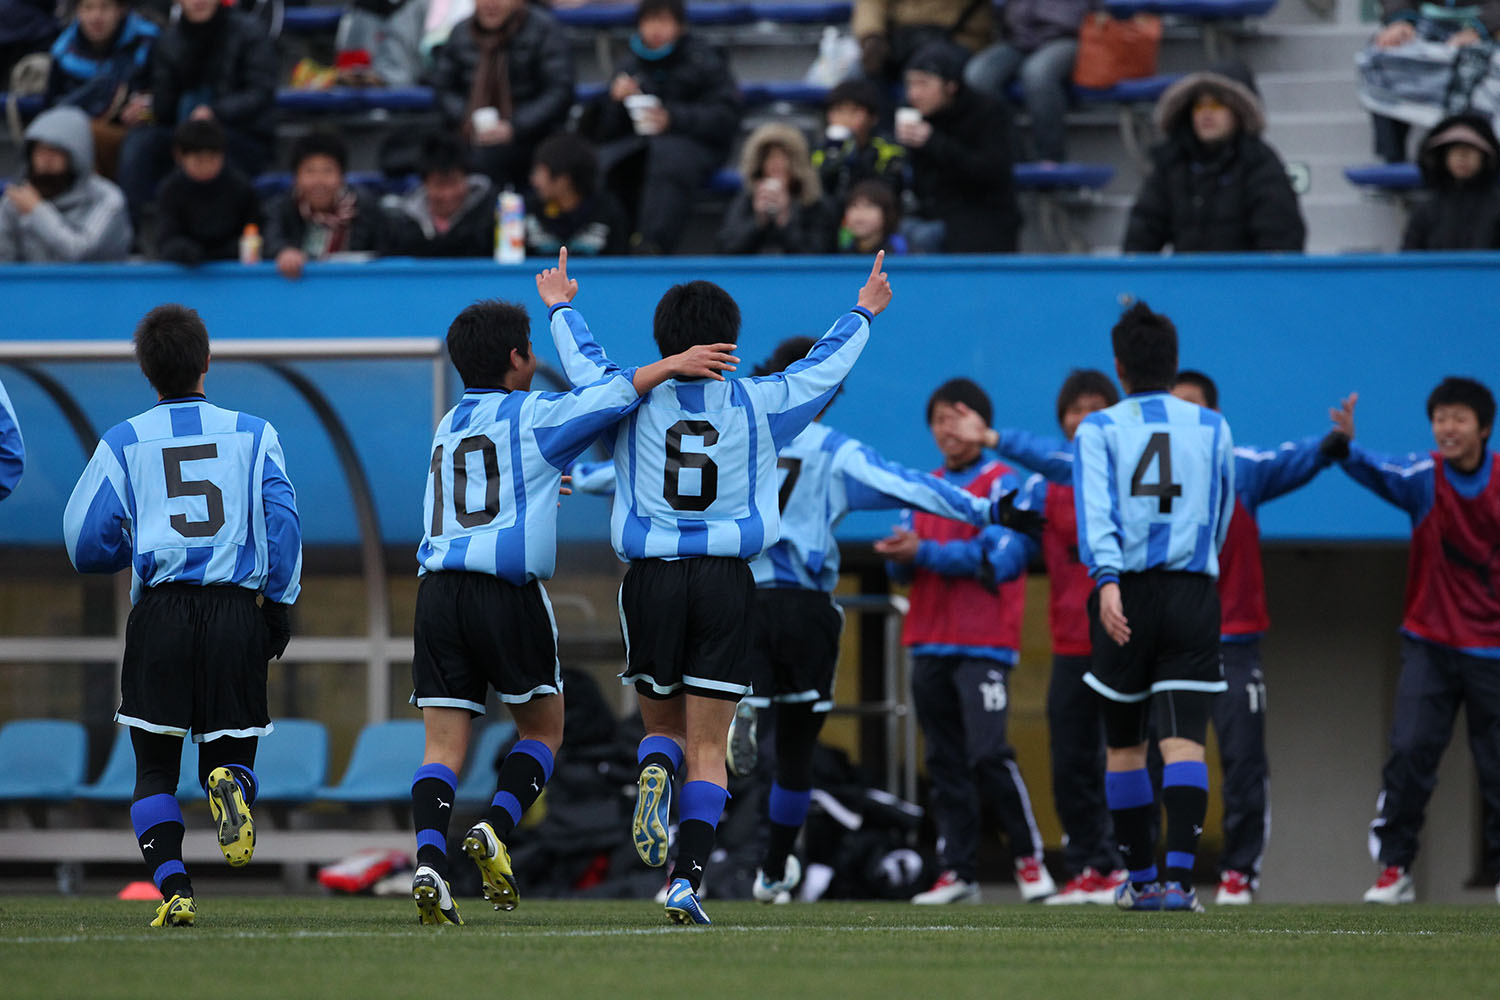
[0,254,1495,548]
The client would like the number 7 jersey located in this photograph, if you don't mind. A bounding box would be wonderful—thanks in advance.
[1072,391,1235,584]
[63,396,303,605]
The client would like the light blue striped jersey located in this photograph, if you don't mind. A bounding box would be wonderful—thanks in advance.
[1073,391,1235,584]
[754,421,996,591]
[417,371,646,584]
[63,396,302,604]
[0,376,24,500]
[549,302,873,561]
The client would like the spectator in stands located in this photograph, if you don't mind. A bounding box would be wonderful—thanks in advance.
[1368,1,1500,162]
[115,0,277,221]
[1402,112,1500,250]
[897,43,1018,253]
[836,178,909,254]
[338,0,428,87]
[264,132,384,280]
[581,0,742,254]
[0,105,131,262]
[813,78,909,207]
[963,0,1087,163]
[43,0,158,181]
[853,0,995,88]
[153,119,259,266]
[715,122,829,255]
[431,0,574,191]
[525,131,629,256]
[0,0,57,84]
[1122,63,1305,254]
[382,131,497,257]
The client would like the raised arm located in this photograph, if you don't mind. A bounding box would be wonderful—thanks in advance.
[838,441,992,526]
[950,403,1074,484]
[1073,418,1122,585]
[1234,436,1331,512]
[63,437,132,574]
[260,426,303,605]
[0,378,24,500]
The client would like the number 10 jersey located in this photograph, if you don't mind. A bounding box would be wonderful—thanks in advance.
[63,396,303,605]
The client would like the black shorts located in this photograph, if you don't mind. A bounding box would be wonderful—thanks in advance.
[618,556,756,702]
[1084,570,1224,704]
[411,571,560,715]
[118,583,271,743]
[743,588,844,713]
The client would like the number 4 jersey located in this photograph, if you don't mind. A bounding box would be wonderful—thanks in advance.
[1073,391,1235,583]
[63,396,303,605]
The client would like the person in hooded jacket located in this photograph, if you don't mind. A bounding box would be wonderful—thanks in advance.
[581,0,742,253]
[0,105,132,262]
[1122,63,1305,254]
[381,131,497,258]
[44,0,158,180]
[1402,113,1500,250]
[715,122,829,255]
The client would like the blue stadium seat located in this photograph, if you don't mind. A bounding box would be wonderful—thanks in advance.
[281,5,343,33]
[1074,73,1181,104]
[749,1,852,23]
[174,737,200,801]
[741,81,830,105]
[252,170,394,198]
[255,718,330,804]
[1103,0,1277,18]
[0,720,87,801]
[358,86,436,112]
[556,2,753,27]
[0,93,45,118]
[708,167,744,194]
[1013,162,1115,190]
[1344,162,1421,191]
[454,721,518,802]
[75,727,136,802]
[276,87,362,114]
[318,720,427,803]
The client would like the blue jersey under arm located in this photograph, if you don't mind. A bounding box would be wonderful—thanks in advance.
[839,442,993,525]
[1339,443,1436,522]
[0,377,24,500]
[1234,436,1331,514]
[995,428,1073,484]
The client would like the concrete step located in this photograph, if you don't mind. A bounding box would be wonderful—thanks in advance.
[1263,109,1372,154]
[1257,70,1361,114]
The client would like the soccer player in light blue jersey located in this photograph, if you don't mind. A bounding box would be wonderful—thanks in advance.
[1072,301,1235,913]
[0,375,24,500]
[543,248,892,924]
[406,286,738,926]
[63,305,303,928]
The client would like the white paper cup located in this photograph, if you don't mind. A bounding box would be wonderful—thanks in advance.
[625,93,663,135]
[825,123,853,143]
[895,107,922,129]
[470,106,501,133]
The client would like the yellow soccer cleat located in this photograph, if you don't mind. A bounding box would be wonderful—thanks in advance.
[150,894,196,928]
[632,764,672,868]
[206,766,255,868]
[462,821,519,911]
[412,866,464,925]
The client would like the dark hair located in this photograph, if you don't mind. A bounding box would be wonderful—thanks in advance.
[533,132,598,195]
[446,300,532,388]
[1110,300,1178,392]
[826,79,884,116]
[1172,369,1218,410]
[134,304,210,398]
[1056,368,1120,426]
[753,336,816,376]
[172,118,224,155]
[846,179,900,240]
[926,377,992,426]
[1427,376,1496,438]
[290,131,348,173]
[653,281,741,358]
[637,0,686,25]
[419,130,469,180]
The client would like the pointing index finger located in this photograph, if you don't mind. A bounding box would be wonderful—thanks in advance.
[869,249,885,279]
[558,246,568,279]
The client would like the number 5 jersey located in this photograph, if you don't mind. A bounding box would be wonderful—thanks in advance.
[63,394,303,605]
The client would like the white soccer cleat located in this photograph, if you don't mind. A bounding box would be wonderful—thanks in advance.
[752,855,802,904]
[1363,865,1414,904]
[911,870,981,905]
[1015,855,1056,902]
[1216,870,1254,906]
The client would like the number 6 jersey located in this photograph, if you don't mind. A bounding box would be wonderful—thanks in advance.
[549,302,874,562]
[1072,391,1235,584]
[63,395,303,605]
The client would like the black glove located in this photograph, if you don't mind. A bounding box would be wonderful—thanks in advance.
[261,600,292,660]
[992,489,1045,544]
[1319,430,1351,462]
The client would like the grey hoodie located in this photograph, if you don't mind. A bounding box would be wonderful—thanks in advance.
[0,106,132,263]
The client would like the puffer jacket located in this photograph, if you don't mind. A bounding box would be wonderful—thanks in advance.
[852,0,995,55]
[584,33,741,153]
[45,13,158,119]
[381,175,496,258]
[430,5,575,142]
[1380,0,1500,36]
[0,106,131,262]
[1403,112,1500,249]
[907,85,1019,252]
[148,8,277,140]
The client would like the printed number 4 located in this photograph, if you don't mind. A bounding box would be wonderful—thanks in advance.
[163,444,225,538]
[1130,432,1183,514]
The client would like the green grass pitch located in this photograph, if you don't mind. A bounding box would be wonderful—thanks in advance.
[2,897,1498,999]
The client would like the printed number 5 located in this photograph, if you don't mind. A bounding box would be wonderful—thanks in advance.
[163,444,225,538]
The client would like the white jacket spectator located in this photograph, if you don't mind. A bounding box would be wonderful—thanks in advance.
[0,106,132,262]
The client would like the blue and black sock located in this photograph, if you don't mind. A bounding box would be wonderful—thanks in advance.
[637,734,683,781]
[764,783,812,883]
[676,781,728,892]
[131,793,191,900]
[1105,768,1158,888]
[411,762,457,878]
[487,740,555,839]
[1162,760,1209,890]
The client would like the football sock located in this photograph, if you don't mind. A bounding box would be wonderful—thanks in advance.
[1105,768,1158,887]
[676,780,728,892]
[198,735,259,804]
[487,739,555,839]
[1162,760,1209,890]
[131,793,192,900]
[637,734,683,779]
[411,762,458,878]
[764,783,812,883]
[762,702,825,881]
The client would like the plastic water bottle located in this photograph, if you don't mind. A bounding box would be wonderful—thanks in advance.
[238,223,261,265]
[495,189,524,264]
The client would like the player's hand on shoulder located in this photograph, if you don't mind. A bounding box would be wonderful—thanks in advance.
[856,250,892,316]
[671,343,739,382]
[536,246,580,307]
